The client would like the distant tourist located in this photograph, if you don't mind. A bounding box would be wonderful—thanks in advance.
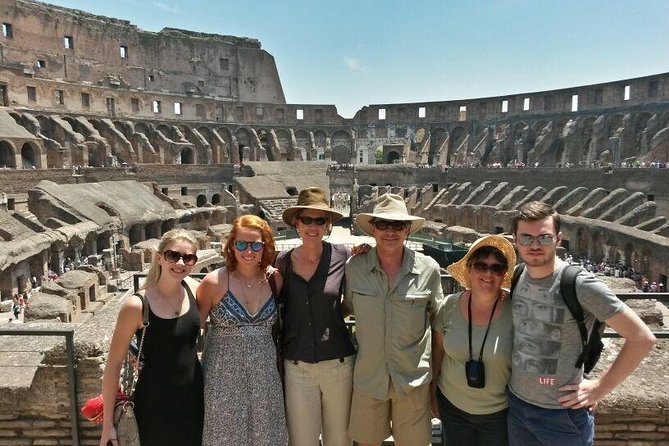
[344,193,444,446]
[99,228,203,446]
[508,201,656,446]
[197,215,288,446]
[432,235,516,446]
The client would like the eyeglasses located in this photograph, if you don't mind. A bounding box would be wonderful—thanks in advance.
[162,250,198,266]
[234,240,265,252]
[471,261,507,276]
[297,216,328,226]
[372,219,409,231]
[516,234,556,246]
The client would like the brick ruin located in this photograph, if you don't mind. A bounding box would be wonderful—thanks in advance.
[0,0,669,444]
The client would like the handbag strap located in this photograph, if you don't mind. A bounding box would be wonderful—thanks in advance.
[126,293,150,400]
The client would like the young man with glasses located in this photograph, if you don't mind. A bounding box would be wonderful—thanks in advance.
[344,193,444,446]
[509,201,655,446]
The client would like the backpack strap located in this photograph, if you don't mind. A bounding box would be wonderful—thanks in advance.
[510,263,526,298]
[559,265,588,368]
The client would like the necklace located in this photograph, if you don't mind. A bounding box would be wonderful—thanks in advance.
[236,272,265,289]
[164,291,184,316]
[294,247,321,264]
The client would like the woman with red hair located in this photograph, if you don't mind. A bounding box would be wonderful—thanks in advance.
[197,214,288,446]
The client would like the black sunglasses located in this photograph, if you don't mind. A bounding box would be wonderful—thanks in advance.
[234,240,265,252]
[372,219,409,231]
[471,261,506,276]
[162,249,198,266]
[298,216,328,226]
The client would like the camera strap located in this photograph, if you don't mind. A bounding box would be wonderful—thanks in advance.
[468,292,501,362]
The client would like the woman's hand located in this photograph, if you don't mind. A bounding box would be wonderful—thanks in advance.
[99,425,118,446]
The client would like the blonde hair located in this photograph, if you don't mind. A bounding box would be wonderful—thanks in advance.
[223,214,275,272]
[140,228,198,290]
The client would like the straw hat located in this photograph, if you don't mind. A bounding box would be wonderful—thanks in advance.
[446,235,516,290]
[282,187,343,226]
[356,193,425,235]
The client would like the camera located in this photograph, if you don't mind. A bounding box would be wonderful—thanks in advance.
[465,360,485,388]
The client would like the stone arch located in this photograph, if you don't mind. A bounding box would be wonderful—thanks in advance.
[430,127,447,165]
[180,147,194,164]
[313,130,327,160]
[156,124,174,141]
[235,127,252,161]
[20,142,38,169]
[512,121,531,163]
[294,129,310,160]
[196,194,207,207]
[387,150,400,164]
[448,126,467,165]
[275,128,291,159]
[634,112,653,156]
[580,117,597,164]
[134,122,152,136]
[607,114,624,138]
[129,224,143,245]
[590,231,605,262]
[0,140,16,168]
[576,227,589,257]
[257,128,271,151]
[211,193,221,205]
[332,145,350,164]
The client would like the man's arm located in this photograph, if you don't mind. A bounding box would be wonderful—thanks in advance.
[558,306,656,409]
[430,329,444,417]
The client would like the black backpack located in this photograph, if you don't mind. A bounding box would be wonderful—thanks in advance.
[511,264,605,374]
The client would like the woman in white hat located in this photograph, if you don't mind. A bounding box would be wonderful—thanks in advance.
[432,235,516,446]
[276,187,363,446]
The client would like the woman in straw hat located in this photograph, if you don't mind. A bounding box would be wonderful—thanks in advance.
[431,234,516,446]
[275,187,366,446]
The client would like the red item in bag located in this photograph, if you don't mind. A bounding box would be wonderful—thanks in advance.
[81,388,128,424]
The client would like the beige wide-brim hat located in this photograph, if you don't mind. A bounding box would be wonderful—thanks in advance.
[356,193,425,236]
[282,187,343,226]
[447,235,517,290]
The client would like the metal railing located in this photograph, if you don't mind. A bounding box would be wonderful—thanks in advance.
[0,326,79,446]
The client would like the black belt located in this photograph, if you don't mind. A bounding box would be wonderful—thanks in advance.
[291,357,346,365]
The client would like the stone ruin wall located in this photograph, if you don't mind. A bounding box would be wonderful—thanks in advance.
[0,0,285,104]
[346,179,669,289]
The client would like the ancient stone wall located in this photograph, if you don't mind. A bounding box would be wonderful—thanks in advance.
[0,164,234,194]
[0,0,284,104]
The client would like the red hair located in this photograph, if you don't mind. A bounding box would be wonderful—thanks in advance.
[224,214,275,272]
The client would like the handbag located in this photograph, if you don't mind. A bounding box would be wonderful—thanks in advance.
[82,293,149,446]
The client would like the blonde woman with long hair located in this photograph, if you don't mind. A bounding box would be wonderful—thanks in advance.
[100,228,204,446]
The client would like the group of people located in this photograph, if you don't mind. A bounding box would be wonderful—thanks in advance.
[99,190,656,446]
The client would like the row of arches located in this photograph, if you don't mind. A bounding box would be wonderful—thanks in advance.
[0,140,40,168]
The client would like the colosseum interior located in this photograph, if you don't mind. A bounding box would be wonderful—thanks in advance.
[0,0,668,444]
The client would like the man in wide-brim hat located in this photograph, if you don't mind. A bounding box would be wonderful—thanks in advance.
[344,193,444,446]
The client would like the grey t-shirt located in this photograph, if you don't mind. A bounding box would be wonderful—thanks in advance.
[509,262,626,409]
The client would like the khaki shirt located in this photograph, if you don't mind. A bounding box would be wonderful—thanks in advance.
[345,247,444,399]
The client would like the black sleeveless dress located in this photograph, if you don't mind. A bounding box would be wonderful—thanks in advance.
[133,282,204,446]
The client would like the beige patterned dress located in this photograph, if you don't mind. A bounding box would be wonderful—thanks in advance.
[201,291,288,446]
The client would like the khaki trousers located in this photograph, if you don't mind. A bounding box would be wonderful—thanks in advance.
[284,355,354,446]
